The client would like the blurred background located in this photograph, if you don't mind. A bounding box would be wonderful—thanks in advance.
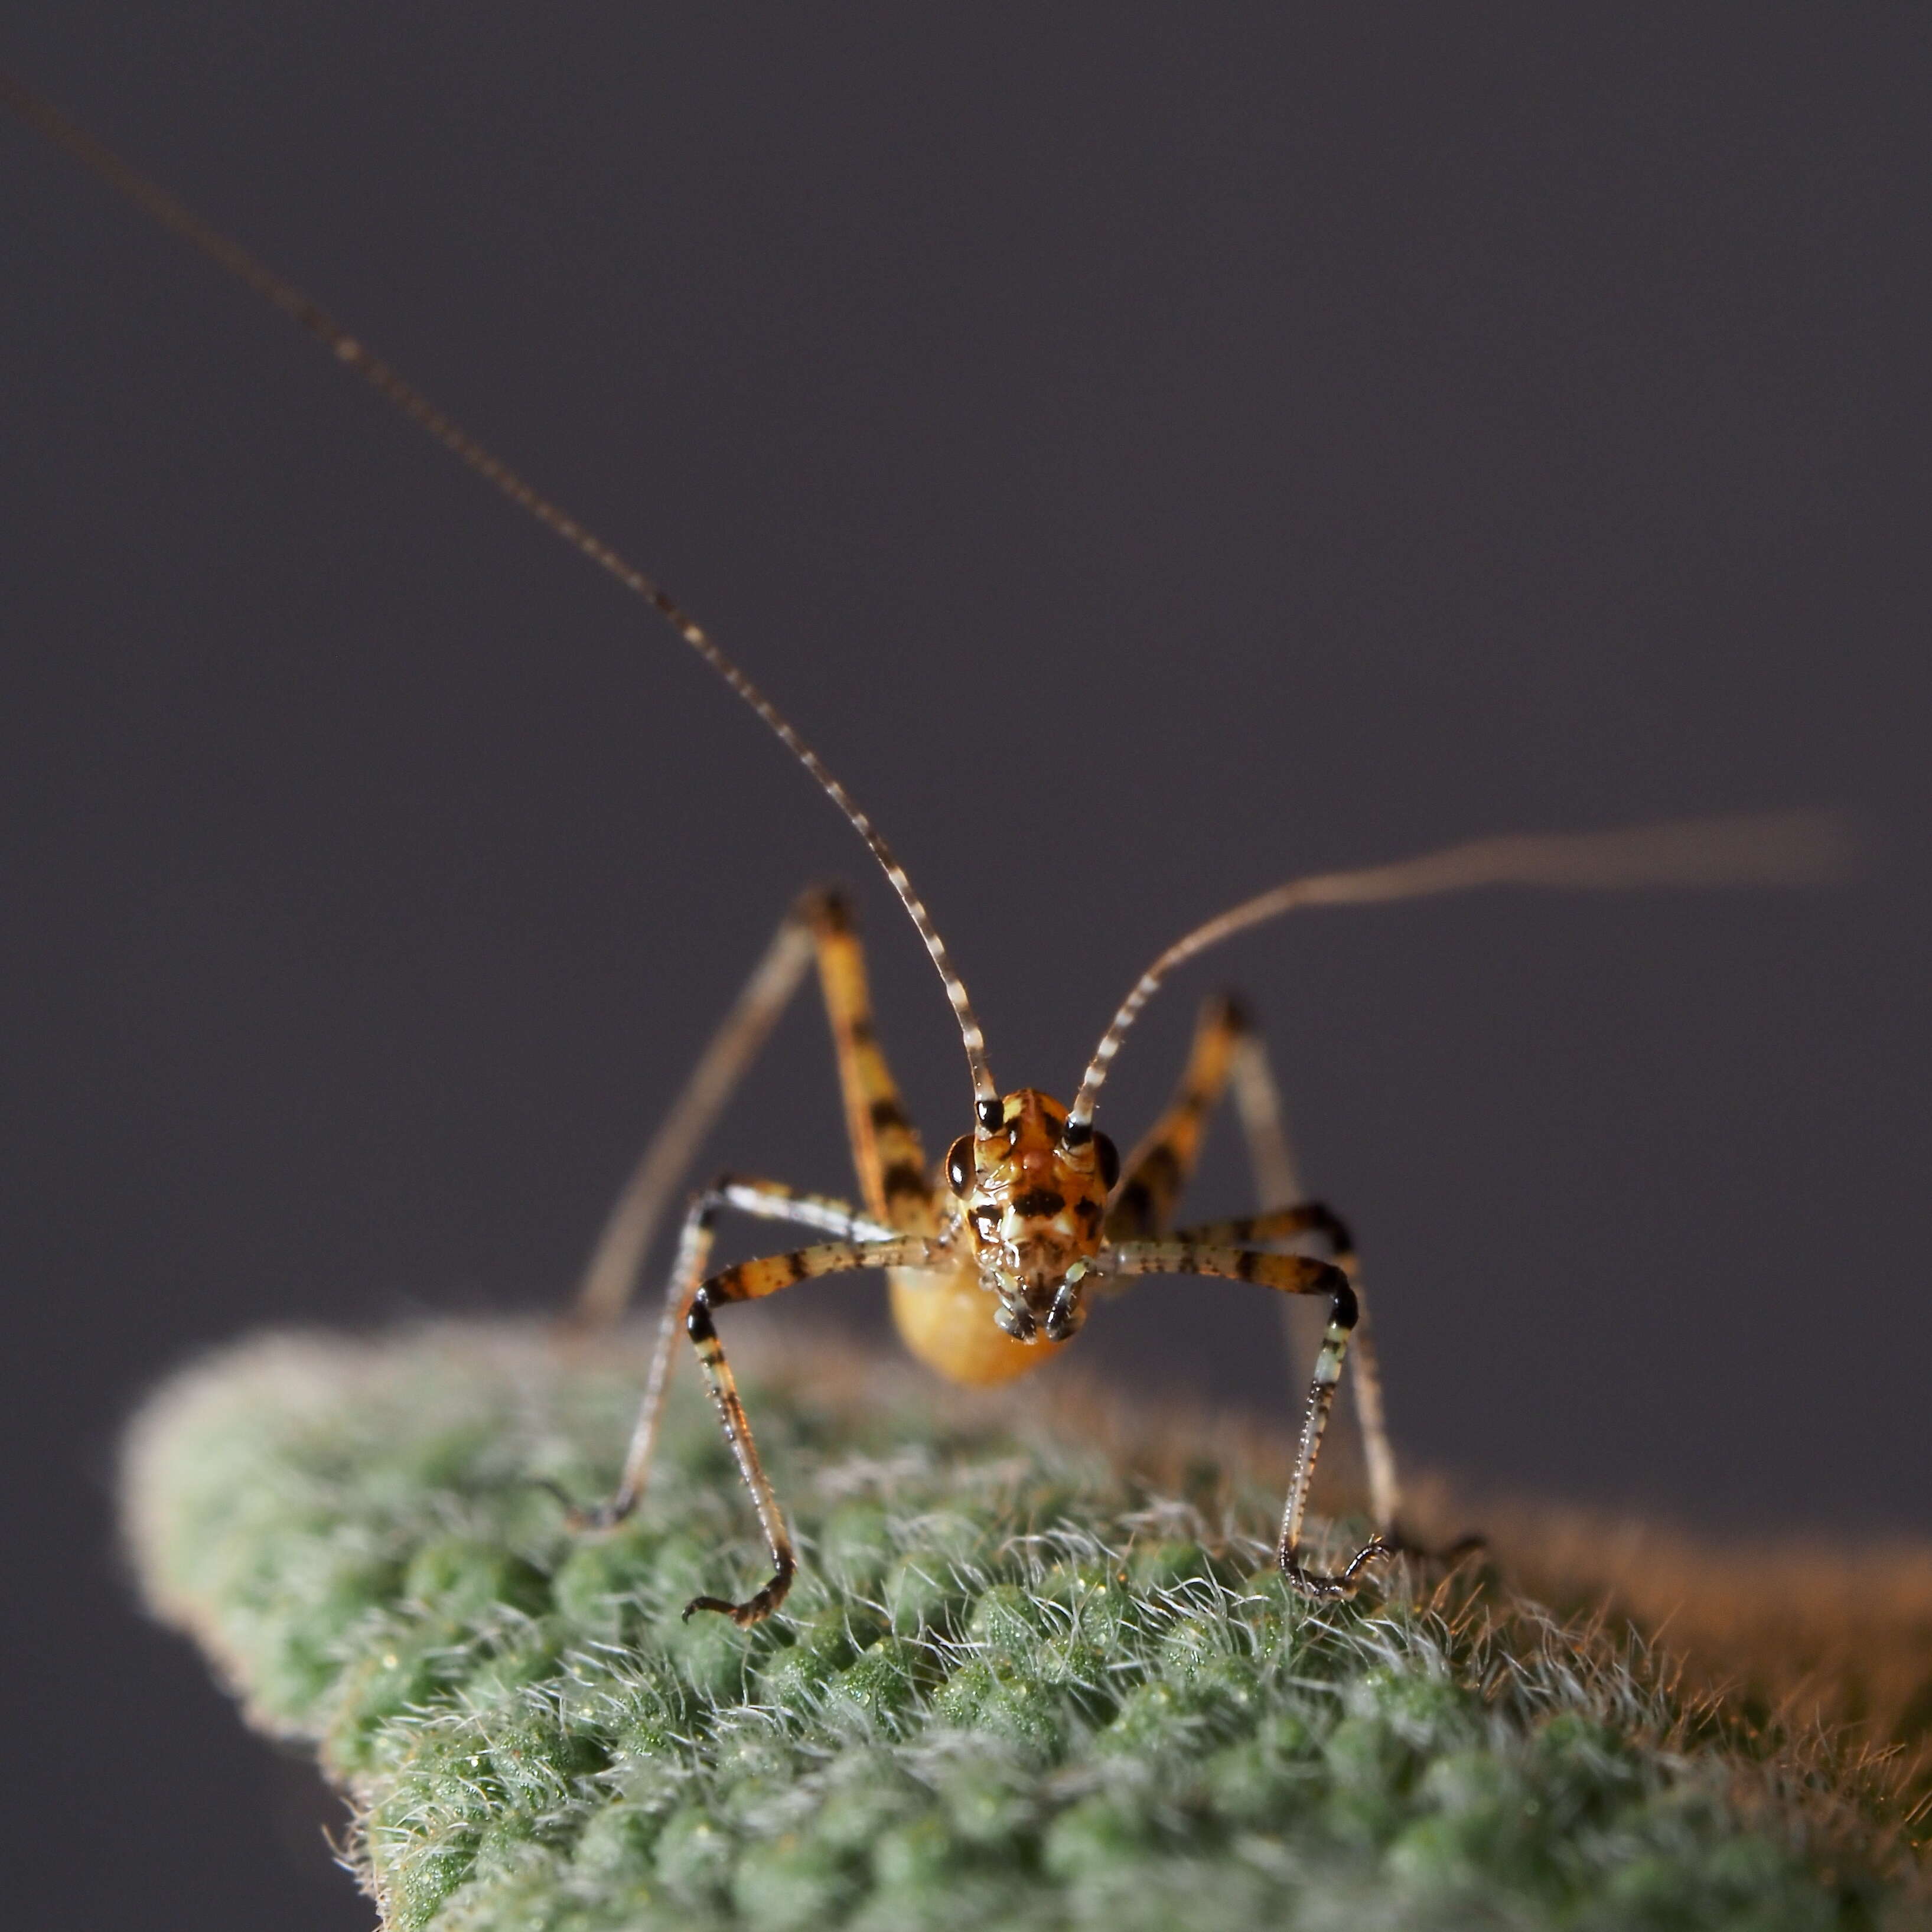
[2,9,1924,1926]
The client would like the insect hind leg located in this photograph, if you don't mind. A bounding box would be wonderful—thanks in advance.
[574,884,936,1331]
[1100,1238,1390,1598]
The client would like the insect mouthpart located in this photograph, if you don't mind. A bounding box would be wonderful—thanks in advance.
[992,1259,1092,1344]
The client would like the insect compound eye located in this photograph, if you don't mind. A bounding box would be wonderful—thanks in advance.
[1094,1131,1121,1193]
[945,1134,976,1196]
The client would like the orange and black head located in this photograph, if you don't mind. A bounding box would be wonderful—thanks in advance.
[942,1089,1120,1344]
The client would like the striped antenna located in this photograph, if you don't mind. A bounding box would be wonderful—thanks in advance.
[1066,810,1857,1139]
[1,70,999,1109]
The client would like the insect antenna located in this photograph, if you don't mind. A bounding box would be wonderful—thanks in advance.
[0,69,1000,1108]
[1064,810,1857,1141]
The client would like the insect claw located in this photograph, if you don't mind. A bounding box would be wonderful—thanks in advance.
[1281,1534,1394,1601]
[1345,1534,1393,1578]
[682,1573,790,1626]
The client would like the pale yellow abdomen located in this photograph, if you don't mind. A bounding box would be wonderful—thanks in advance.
[888,1265,1065,1387]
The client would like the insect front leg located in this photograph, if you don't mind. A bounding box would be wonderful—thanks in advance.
[581,1177,894,1530]
[681,1234,934,1625]
[1106,994,1404,1540]
[1101,1238,1390,1599]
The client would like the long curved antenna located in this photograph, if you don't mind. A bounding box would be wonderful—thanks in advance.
[1066,810,1856,1139]
[0,70,999,1109]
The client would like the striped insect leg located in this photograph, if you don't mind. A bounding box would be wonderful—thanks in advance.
[1102,1240,1390,1599]
[1165,1202,1354,1253]
[575,885,934,1330]
[682,1234,934,1625]
[574,894,821,1326]
[583,1177,892,1530]
[809,891,934,1232]
[1340,1292,1399,1543]
[1105,992,1247,1240]
[1172,1184,1402,1538]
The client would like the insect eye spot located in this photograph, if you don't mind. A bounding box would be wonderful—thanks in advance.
[1095,1132,1121,1192]
[945,1134,975,1195]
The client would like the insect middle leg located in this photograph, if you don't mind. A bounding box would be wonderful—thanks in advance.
[1100,1237,1389,1598]
[582,1177,895,1529]
[680,1233,934,1625]
[1106,993,1404,1539]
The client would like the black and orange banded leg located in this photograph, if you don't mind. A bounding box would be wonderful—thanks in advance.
[1165,1196,1395,1537]
[574,886,934,1329]
[1105,991,1249,1240]
[1107,996,1406,1542]
[810,891,934,1233]
[584,1176,894,1530]
[1220,1028,1405,1543]
[1100,1238,1391,1599]
[1165,1202,1356,1258]
[681,1234,935,1625]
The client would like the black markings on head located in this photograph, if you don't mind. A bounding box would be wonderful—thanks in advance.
[1009,1187,1066,1220]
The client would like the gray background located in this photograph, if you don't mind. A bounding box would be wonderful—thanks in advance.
[2,9,1924,1926]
